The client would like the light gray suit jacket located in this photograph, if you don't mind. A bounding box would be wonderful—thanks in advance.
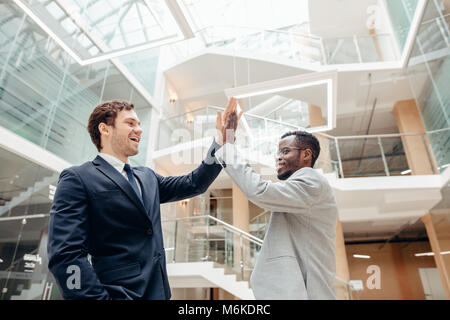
[215,143,337,300]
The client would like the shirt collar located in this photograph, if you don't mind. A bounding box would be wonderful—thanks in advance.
[98,153,130,173]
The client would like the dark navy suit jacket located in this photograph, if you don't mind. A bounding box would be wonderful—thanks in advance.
[47,141,222,300]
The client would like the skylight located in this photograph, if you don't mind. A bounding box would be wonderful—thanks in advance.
[14,0,194,65]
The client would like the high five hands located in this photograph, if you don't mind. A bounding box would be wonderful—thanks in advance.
[216,97,244,145]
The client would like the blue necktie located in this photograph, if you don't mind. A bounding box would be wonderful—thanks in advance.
[124,164,142,201]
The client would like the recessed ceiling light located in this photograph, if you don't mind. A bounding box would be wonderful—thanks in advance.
[415,251,450,257]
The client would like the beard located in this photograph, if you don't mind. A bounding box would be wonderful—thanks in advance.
[111,130,139,158]
[277,170,293,180]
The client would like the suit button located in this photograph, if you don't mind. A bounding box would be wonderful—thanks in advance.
[147,228,153,236]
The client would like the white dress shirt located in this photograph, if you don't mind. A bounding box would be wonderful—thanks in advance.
[98,153,142,196]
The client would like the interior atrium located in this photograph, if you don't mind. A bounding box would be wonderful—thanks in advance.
[0,0,449,300]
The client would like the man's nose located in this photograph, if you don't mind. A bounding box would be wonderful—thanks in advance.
[135,125,143,136]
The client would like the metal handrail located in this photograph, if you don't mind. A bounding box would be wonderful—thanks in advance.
[196,24,393,43]
[427,127,450,134]
[421,13,450,26]
[0,213,50,222]
[162,214,264,246]
[195,24,323,41]
[244,112,303,129]
[158,105,449,178]
[161,105,302,129]
[321,32,393,41]
[249,210,270,224]
[333,128,450,140]
[172,24,395,68]
[334,131,427,140]
[160,105,450,140]
[161,105,223,122]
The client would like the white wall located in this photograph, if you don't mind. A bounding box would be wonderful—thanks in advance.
[308,0,398,60]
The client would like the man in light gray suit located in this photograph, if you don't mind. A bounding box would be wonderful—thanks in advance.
[214,98,338,300]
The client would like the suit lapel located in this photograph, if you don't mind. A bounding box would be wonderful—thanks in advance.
[92,156,149,222]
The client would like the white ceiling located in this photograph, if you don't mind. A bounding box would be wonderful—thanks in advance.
[163,52,429,136]
[308,0,379,38]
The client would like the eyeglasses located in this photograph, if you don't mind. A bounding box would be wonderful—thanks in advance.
[276,147,306,158]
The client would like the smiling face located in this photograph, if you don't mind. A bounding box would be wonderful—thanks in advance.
[276,135,312,180]
[100,108,142,163]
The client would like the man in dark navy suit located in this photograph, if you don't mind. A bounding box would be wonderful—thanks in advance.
[47,100,223,299]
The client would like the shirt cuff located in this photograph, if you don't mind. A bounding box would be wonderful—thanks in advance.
[214,143,238,168]
[204,138,224,165]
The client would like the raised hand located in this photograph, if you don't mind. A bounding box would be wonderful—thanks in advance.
[216,97,243,144]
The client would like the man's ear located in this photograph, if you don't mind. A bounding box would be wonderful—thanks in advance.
[98,122,109,137]
[304,148,313,163]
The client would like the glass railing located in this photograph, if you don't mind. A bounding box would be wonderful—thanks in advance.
[410,13,450,59]
[427,128,450,173]
[158,104,300,150]
[159,194,234,225]
[322,33,398,64]
[249,210,270,239]
[167,25,397,67]
[168,25,324,65]
[162,213,353,299]
[156,105,448,178]
[157,105,337,171]
[263,99,310,128]
[162,215,263,282]
[385,0,419,51]
[158,105,219,150]
[165,3,450,68]
[330,131,441,178]
[405,2,449,173]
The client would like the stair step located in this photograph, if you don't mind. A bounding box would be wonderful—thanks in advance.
[168,262,255,300]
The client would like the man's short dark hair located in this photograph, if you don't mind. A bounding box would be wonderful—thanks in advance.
[87,100,135,151]
[281,131,321,167]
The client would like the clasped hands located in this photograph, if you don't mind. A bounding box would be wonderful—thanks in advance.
[216,97,244,145]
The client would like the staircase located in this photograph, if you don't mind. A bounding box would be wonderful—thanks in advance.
[162,215,263,300]
[0,173,59,216]
[10,281,46,300]
[167,262,255,300]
